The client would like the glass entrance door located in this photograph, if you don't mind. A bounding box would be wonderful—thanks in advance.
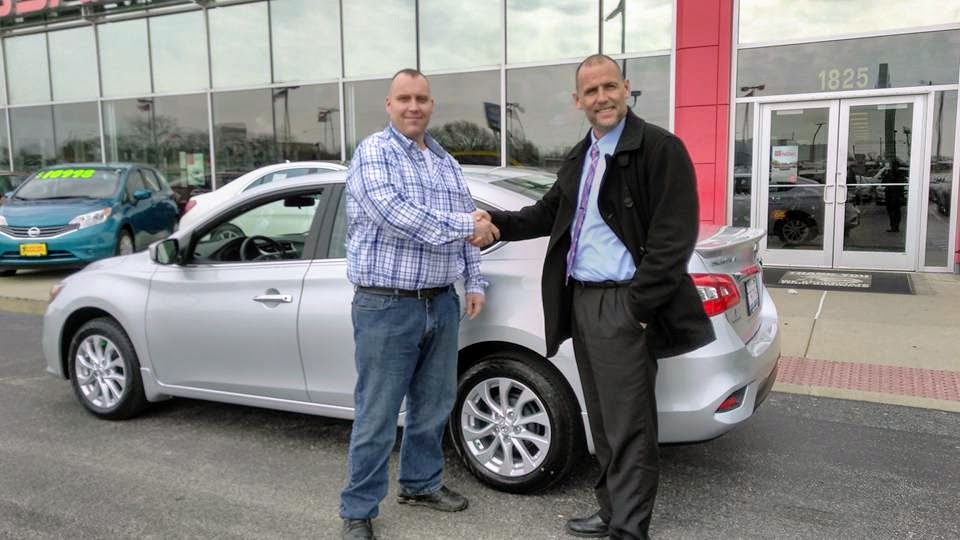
[757,96,924,270]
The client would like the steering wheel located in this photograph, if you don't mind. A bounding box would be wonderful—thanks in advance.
[239,235,284,261]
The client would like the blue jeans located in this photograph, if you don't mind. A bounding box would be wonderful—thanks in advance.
[339,288,460,520]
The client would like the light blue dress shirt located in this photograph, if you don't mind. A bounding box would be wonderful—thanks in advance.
[569,117,636,282]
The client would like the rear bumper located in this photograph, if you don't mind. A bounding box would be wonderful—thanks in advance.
[655,286,781,443]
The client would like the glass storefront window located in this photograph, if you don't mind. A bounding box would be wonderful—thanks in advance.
[5,34,50,104]
[150,11,209,94]
[925,91,957,268]
[732,103,753,228]
[507,0,598,64]
[209,2,270,88]
[103,94,212,194]
[53,102,101,163]
[419,0,500,72]
[271,0,339,83]
[426,71,501,165]
[739,0,960,45]
[273,84,341,161]
[506,56,670,170]
[736,30,960,98]
[212,89,275,186]
[343,0,415,79]
[48,27,98,101]
[344,78,390,158]
[10,106,55,171]
[601,0,672,55]
[98,19,151,97]
[0,109,9,169]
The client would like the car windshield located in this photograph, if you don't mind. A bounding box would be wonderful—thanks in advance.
[13,168,122,200]
[490,173,556,199]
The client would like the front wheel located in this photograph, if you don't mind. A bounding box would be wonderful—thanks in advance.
[116,230,135,256]
[449,351,583,494]
[67,317,148,420]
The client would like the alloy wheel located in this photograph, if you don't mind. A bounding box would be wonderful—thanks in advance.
[459,377,552,477]
[74,334,127,410]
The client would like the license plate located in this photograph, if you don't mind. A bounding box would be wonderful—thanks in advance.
[745,277,760,315]
[19,243,48,257]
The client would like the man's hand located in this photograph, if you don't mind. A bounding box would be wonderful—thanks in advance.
[469,210,500,247]
[464,292,485,319]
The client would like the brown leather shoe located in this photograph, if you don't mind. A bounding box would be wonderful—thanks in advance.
[565,510,609,537]
[341,519,376,540]
[397,486,468,512]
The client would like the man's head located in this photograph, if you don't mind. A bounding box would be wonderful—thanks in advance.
[573,54,631,137]
[386,68,434,145]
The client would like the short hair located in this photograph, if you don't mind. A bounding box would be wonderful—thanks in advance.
[574,54,624,89]
[391,68,428,84]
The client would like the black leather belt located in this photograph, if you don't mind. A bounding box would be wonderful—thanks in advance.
[572,279,633,288]
[356,285,452,299]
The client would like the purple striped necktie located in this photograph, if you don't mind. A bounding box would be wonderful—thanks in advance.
[566,142,601,282]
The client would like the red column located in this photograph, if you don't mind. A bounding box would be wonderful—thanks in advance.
[674,0,733,225]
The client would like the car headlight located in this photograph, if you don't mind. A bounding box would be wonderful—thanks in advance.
[69,208,112,229]
[0,215,6,226]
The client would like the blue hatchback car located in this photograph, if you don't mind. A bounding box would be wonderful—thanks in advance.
[0,163,178,276]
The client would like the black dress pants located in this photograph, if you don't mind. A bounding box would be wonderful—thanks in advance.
[571,282,659,540]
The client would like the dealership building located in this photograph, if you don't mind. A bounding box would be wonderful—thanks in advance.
[0,0,958,272]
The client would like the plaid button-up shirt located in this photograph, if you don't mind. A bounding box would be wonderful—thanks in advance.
[345,124,487,295]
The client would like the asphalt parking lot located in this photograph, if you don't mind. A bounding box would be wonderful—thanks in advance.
[2,310,959,539]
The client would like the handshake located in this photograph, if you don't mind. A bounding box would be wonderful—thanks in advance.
[468,210,500,248]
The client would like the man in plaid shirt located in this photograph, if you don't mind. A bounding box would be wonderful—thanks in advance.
[339,68,499,540]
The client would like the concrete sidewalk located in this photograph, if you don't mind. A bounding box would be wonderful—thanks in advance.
[1,267,959,412]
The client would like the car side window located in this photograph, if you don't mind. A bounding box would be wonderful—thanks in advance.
[329,189,348,259]
[145,169,171,194]
[190,188,326,264]
[139,169,161,192]
[244,167,311,192]
[125,171,147,201]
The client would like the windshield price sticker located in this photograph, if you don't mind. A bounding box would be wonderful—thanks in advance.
[38,169,97,180]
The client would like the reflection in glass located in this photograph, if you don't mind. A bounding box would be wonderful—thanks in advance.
[343,0,415,78]
[271,0,339,82]
[98,19,151,97]
[5,34,50,104]
[420,0,500,72]
[150,11,209,93]
[925,91,956,267]
[739,0,960,44]
[48,27,98,101]
[209,2,270,88]
[0,109,9,169]
[273,84,341,161]
[212,89,274,186]
[737,30,960,97]
[601,0,672,55]
[10,106,55,171]
[344,78,390,158]
[426,71,500,165]
[732,103,753,228]
[842,103,913,253]
[765,108,829,251]
[53,103,101,163]
[506,57,670,170]
[103,94,212,194]
[507,0,598,64]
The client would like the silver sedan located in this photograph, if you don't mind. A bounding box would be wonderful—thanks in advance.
[42,167,780,493]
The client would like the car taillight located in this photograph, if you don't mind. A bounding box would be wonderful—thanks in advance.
[183,199,197,215]
[692,273,741,316]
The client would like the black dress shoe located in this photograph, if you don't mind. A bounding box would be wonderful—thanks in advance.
[342,519,376,540]
[397,485,468,512]
[565,510,610,538]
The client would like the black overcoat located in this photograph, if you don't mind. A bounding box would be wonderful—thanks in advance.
[489,110,716,358]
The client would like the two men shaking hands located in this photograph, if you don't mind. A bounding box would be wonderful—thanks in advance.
[469,209,498,248]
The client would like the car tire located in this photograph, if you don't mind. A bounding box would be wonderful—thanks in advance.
[449,351,583,494]
[67,317,148,420]
[0,268,15,277]
[116,230,135,256]
[778,216,814,245]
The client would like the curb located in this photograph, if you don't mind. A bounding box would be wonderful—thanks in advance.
[773,382,960,413]
[0,296,47,315]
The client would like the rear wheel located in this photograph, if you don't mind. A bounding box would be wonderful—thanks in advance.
[67,317,148,420]
[449,351,583,493]
[116,230,135,256]
[777,216,815,245]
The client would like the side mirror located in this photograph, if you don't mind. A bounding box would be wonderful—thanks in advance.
[150,238,180,265]
[133,190,151,202]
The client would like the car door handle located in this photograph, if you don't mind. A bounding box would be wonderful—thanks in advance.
[253,294,293,303]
